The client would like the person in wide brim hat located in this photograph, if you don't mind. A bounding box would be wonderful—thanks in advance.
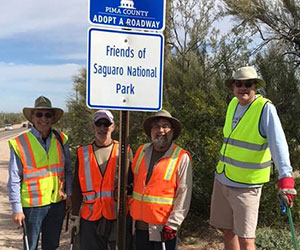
[143,110,181,140]
[23,96,64,124]
[225,66,266,89]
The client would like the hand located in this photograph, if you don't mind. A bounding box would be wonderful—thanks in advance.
[70,215,80,235]
[12,212,25,227]
[277,177,297,208]
[162,225,177,241]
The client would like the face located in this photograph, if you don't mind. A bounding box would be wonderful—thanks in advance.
[232,80,258,105]
[31,109,55,137]
[93,118,115,146]
[150,118,174,152]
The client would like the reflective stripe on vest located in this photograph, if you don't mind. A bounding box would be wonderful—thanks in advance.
[216,96,272,184]
[9,131,66,207]
[133,144,181,180]
[130,144,188,225]
[132,191,174,205]
[78,141,119,221]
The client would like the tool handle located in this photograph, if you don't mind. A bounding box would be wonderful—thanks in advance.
[280,198,287,214]
[287,207,299,250]
[22,220,30,250]
[65,211,70,232]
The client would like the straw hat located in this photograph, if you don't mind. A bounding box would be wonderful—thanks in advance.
[225,66,266,89]
[143,110,181,140]
[23,96,64,124]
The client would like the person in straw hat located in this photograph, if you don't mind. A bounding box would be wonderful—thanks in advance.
[7,96,73,250]
[130,110,193,250]
[209,66,297,249]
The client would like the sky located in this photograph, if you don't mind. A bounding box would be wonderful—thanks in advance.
[0,0,89,113]
[0,1,234,113]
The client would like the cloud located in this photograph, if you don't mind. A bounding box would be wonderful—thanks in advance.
[0,62,82,112]
[0,0,89,41]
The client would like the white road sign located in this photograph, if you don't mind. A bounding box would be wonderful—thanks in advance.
[87,28,164,111]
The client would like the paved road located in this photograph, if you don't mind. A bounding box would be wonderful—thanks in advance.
[0,127,27,141]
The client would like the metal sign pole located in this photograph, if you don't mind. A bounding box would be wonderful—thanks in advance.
[117,110,130,250]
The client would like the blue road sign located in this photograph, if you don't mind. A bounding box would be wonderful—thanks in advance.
[89,0,165,31]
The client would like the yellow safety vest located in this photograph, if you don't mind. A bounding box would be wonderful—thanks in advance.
[216,95,272,184]
[9,131,67,207]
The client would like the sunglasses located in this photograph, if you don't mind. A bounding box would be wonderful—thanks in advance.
[95,120,112,128]
[35,112,53,118]
[234,81,255,88]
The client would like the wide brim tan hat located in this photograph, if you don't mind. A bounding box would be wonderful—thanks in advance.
[143,110,181,140]
[225,66,266,89]
[23,96,64,124]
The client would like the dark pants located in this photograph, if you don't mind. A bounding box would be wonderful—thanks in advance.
[135,229,178,250]
[23,201,65,250]
[80,218,116,250]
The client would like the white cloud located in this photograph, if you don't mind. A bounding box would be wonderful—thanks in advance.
[0,62,82,112]
[0,0,89,41]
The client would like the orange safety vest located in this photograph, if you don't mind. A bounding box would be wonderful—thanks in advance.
[9,131,67,207]
[77,141,119,221]
[130,143,188,225]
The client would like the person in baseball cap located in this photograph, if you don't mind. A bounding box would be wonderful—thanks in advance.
[71,109,133,250]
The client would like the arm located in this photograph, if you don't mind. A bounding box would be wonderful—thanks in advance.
[260,103,296,206]
[71,157,83,216]
[165,153,193,231]
[7,147,24,226]
[63,143,73,210]
[64,143,73,195]
[260,103,293,178]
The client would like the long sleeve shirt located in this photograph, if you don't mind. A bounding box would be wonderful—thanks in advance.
[216,101,293,188]
[7,127,73,214]
[134,142,193,241]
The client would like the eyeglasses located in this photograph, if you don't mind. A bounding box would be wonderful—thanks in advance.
[95,120,112,128]
[234,80,255,88]
[35,112,53,118]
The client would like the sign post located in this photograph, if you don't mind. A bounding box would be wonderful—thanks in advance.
[87,1,166,249]
[117,110,130,250]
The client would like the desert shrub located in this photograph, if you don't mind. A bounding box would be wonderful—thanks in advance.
[256,227,299,250]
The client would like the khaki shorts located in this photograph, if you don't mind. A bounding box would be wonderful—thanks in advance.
[209,179,262,238]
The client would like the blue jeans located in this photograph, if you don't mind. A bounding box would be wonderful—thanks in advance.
[23,201,65,250]
[136,229,178,250]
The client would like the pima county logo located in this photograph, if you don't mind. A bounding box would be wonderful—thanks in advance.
[91,0,162,30]
[119,0,135,9]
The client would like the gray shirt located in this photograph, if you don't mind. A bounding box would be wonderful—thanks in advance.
[216,101,293,188]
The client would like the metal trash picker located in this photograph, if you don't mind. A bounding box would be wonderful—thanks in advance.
[160,231,166,250]
[280,199,299,250]
[22,220,30,250]
[70,224,77,250]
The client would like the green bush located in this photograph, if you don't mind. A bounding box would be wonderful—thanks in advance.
[256,227,299,250]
